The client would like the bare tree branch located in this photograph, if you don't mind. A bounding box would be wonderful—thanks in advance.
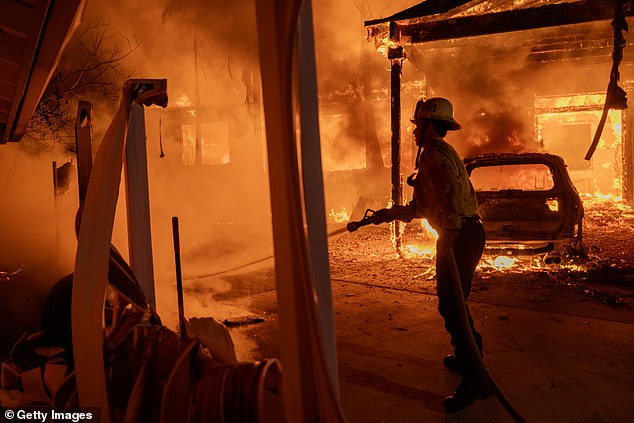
[25,20,137,150]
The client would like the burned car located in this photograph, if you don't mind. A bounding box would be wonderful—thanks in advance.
[464,152,586,258]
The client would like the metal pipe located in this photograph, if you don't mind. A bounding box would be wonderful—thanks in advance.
[171,216,186,337]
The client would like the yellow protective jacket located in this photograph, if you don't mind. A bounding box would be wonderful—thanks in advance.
[412,137,480,231]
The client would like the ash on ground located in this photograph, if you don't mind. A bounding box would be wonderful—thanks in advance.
[329,201,634,316]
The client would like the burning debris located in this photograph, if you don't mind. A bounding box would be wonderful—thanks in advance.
[329,206,352,224]
[0,268,22,283]
[330,192,634,310]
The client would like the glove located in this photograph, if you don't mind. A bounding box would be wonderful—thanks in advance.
[406,173,417,187]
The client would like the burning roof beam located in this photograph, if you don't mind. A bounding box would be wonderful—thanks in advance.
[365,0,634,46]
[364,0,474,26]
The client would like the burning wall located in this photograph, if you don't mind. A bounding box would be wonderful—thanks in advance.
[326,18,634,215]
[536,93,624,199]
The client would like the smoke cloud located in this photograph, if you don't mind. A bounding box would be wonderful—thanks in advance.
[404,20,617,158]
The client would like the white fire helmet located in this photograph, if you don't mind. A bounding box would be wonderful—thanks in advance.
[410,97,461,130]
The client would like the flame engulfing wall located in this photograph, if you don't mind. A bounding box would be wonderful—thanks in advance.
[406,29,601,155]
[312,1,414,218]
[536,94,624,198]
[313,12,632,217]
[354,18,632,203]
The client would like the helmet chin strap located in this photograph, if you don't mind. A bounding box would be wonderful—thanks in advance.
[415,144,423,169]
[414,121,430,169]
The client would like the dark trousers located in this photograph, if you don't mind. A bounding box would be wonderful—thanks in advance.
[435,222,486,381]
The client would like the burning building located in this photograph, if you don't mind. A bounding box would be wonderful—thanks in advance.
[357,0,634,210]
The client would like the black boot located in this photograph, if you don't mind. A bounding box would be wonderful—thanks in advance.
[443,378,492,413]
[442,355,462,373]
[444,349,484,374]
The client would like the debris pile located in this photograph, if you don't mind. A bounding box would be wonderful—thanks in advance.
[329,200,634,309]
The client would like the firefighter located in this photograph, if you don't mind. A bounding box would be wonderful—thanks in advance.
[374,97,488,412]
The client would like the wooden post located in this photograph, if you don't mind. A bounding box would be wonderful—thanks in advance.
[389,46,404,255]
[75,101,93,205]
[622,88,633,206]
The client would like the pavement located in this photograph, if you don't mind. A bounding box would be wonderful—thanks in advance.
[3,235,633,422]
[235,276,634,423]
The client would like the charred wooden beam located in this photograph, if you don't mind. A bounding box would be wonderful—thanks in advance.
[535,104,604,114]
[528,44,614,63]
[365,0,473,26]
[379,0,634,45]
[389,47,404,254]
[622,82,634,206]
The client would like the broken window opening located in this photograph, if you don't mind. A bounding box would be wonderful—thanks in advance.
[181,122,231,166]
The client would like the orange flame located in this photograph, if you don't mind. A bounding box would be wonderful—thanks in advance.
[402,219,439,258]
[420,218,438,239]
[329,207,351,224]
[537,94,623,201]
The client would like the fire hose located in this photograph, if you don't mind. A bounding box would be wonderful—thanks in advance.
[347,210,527,422]
[445,248,526,422]
[187,225,350,281]
[584,0,628,161]
[185,209,526,420]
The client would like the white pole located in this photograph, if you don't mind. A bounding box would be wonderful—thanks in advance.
[125,103,156,308]
[298,0,340,399]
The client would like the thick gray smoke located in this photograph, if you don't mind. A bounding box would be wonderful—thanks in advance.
[404,20,616,157]
[461,107,534,157]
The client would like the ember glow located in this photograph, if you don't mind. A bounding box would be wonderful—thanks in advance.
[477,254,592,273]
[403,243,435,258]
[485,255,517,270]
[402,219,439,258]
[546,198,559,212]
[175,94,192,107]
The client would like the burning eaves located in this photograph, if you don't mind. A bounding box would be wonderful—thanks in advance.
[365,0,634,47]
